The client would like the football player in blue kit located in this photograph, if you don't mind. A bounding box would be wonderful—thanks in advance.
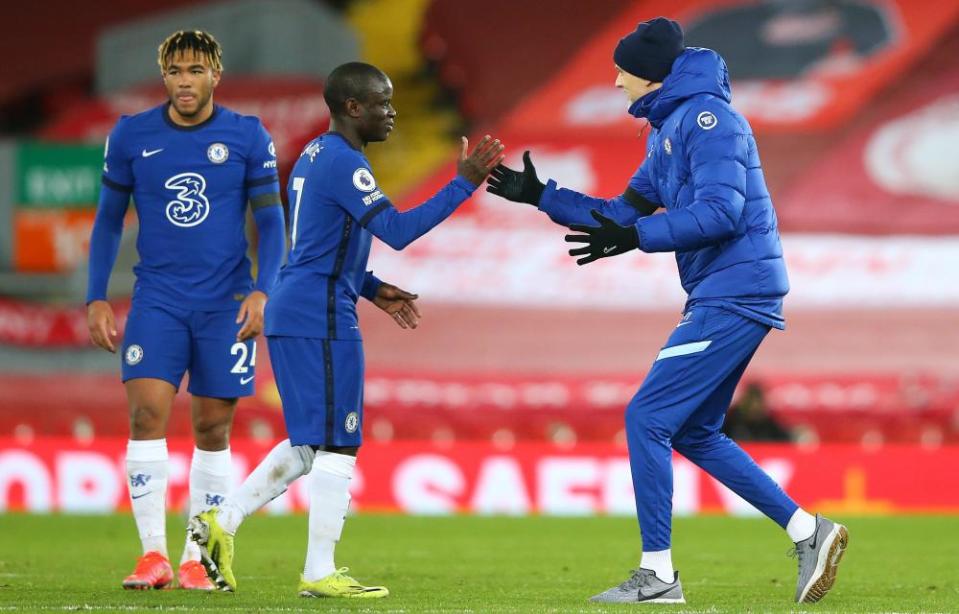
[487,17,848,606]
[189,62,504,597]
[85,31,286,591]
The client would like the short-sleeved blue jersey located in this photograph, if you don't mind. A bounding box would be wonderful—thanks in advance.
[265,132,476,340]
[100,103,280,310]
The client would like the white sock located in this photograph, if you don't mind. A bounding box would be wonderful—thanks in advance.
[786,508,817,542]
[182,447,232,564]
[303,452,356,582]
[640,549,674,583]
[218,439,315,534]
[126,439,169,556]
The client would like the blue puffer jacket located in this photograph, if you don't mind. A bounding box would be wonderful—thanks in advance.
[538,47,789,329]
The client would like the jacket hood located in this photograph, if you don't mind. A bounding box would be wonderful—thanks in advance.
[629,47,731,127]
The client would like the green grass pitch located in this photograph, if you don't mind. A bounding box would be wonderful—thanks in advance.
[1,513,956,613]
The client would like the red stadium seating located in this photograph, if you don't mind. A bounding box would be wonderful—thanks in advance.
[4,371,959,447]
[1,0,213,108]
[420,0,626,122]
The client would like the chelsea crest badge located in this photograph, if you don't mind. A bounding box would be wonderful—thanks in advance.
[207,142,229,164]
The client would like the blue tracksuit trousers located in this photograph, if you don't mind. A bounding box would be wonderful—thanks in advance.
[626,306,798,551]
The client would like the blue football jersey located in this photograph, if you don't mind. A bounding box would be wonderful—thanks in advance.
[101,103,280,310]
[265,132,477,340]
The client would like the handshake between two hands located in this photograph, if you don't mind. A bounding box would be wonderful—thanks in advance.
[462,138,640,266]
[373,138,640,334]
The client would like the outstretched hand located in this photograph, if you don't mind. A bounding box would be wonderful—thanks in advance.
[457,135,505,187]
[373,282,422,329]
[565,210,640,265]
[485,150,545,206]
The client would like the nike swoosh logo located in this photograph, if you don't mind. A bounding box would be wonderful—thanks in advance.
[676,321,692,327]
[131,491,153,500]
[240,375,254,385]
[603,245,618,254]
[142,148,163,157]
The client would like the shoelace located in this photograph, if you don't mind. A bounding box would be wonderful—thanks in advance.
[333,567,363,587]
[617,569,650,591]
[786,545,811,569]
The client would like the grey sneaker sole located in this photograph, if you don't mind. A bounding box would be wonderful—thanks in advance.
[643,596,686,604]
[798,523,849,603]
[588,595,686,604]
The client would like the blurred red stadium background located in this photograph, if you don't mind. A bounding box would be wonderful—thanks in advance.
[2,0,959,514]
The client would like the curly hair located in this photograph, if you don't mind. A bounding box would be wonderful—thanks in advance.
[157,30,223,72]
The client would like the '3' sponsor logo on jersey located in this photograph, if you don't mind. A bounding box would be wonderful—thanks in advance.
[164,172,210,227]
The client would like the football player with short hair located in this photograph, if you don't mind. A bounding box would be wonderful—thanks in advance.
[488,16,847,606]
[86,30,286,591]
[189,61,504,598]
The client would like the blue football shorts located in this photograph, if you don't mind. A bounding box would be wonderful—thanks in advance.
[120,297,255,398]
[267,335,364,447]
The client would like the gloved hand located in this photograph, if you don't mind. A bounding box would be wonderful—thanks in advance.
[565,210,640,265]
[485,150,545,206]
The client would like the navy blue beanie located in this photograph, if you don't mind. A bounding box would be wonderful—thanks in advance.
[613,17,685,82]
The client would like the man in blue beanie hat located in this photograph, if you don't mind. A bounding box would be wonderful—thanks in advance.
[487,16,848,606]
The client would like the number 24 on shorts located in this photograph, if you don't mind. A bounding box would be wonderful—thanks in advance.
[230,341,256,375]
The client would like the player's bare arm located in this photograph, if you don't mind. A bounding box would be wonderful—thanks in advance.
[373,282,421,330]
[87,300,118,353]
[456,135,505,187]
[235,290,267,341]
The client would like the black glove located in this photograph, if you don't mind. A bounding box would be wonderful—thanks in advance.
[485,150,545,206]
[565,210,640,265]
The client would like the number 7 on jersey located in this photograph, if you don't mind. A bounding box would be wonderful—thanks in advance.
[290,176,305,248]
